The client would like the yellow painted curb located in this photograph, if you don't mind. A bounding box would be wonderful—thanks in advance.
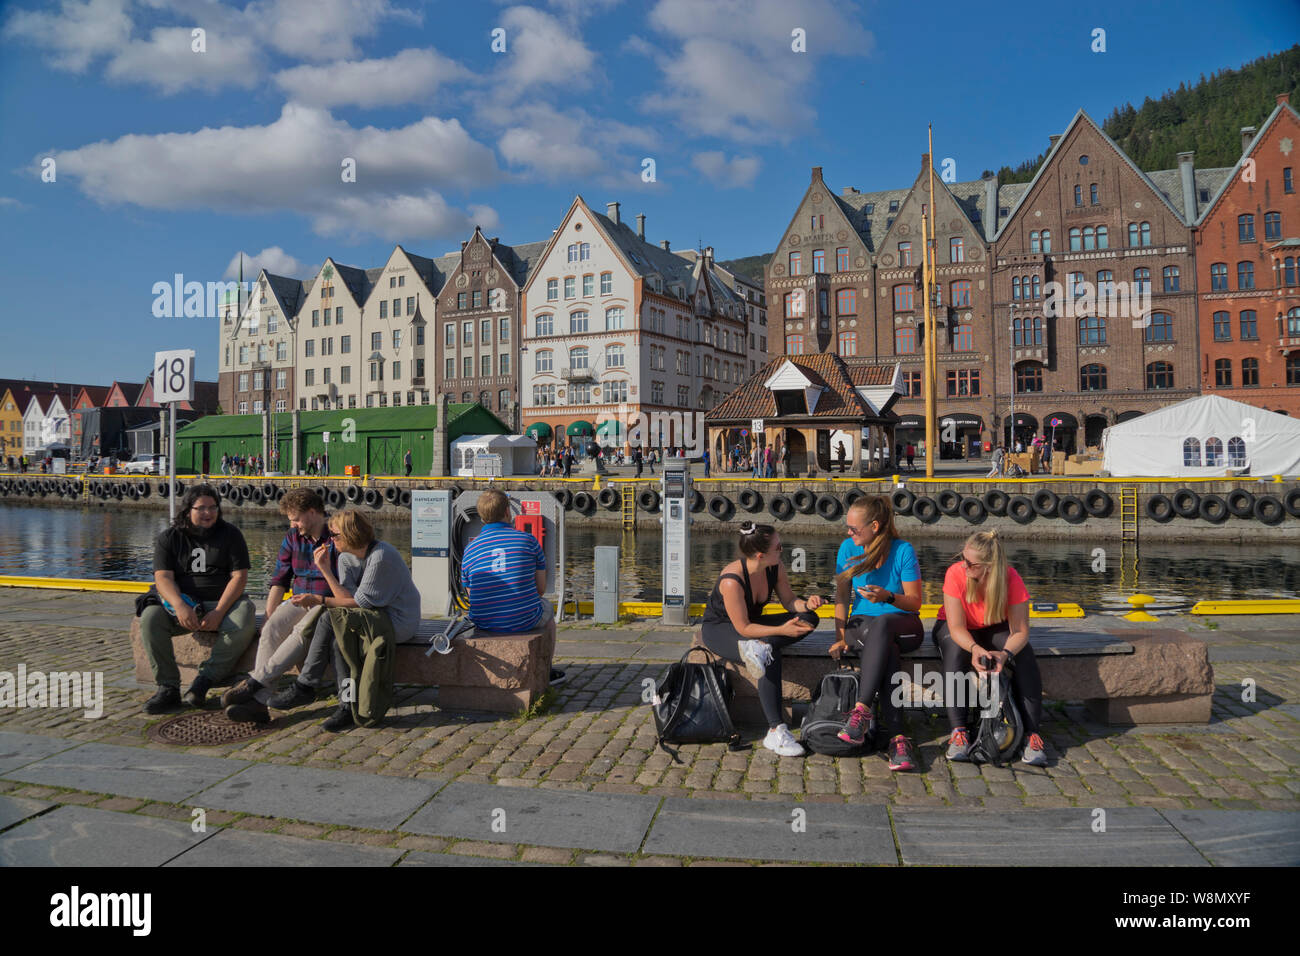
[1191,600,1300,615]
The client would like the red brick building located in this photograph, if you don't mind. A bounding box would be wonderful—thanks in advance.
[1195,94,1300,417]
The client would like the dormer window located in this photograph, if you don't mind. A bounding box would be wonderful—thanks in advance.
[774,390,806,415]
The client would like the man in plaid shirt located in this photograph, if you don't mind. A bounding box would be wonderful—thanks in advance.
[221,487,339,723]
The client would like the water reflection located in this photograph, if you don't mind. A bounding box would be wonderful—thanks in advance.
[1,502,1295,610]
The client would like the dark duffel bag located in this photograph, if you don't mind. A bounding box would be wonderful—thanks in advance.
[652,646,742,761]
[800,666,875,757]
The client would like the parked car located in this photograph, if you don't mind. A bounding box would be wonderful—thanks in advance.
[120,454,168,475]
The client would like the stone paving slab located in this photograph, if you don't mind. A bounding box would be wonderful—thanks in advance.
[4,742,249,802]
[0,731,79,775]
[166,828,403,867]
[644,798,896,864]
[399,851,542,866]
[892,808,1210,866]
[1160,810,1300,866]
[0,805,216,866]
[554,641,645,659]
[0,794,54,831]
[402,781,659,853]
[1210,647,1297,662]
[190,763,446,830]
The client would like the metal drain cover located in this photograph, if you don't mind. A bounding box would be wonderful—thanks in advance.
[147,709,278,746]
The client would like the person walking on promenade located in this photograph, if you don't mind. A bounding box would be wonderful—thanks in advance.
[905,443,916,472]
[987,444,1005,478]
[404,448,412,477]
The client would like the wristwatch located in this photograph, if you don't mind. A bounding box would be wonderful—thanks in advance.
[884,591,896,605]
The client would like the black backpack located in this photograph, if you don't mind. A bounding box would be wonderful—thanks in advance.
[800,667,875,757]
[652,647,742,761]
[968,665,1024,766]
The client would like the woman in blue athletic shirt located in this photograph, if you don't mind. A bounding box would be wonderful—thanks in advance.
[829,495,925,771]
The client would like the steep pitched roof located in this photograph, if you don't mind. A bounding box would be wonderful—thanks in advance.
[705,354,896,423]
[495,239,551,287]
[1194,99,1300,227]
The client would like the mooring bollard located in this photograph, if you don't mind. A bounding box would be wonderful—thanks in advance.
[1124,593,1159,622]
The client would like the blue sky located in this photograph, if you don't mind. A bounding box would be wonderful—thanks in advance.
[1,0,1296,387]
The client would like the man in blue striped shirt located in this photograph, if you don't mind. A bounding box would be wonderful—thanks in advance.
[461,490,548,632]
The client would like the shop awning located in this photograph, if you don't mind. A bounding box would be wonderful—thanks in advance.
[595,420,623,439]
[939,413,983,429]
[524,422,552,441]
[566,420,594,436]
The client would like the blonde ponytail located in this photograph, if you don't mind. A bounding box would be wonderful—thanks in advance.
[963,529,1009,625]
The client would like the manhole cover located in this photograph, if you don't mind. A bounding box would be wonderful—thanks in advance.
[147,710,278,746]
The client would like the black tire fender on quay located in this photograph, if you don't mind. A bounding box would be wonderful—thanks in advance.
[1058,495,1087,524]
[400,489,412,507]
[982,489,1009,516]
[1031,489,1059,518]
[1171,488,1200,519]
[1007,495,1035,524]
[689,489,705,513]
[1225,489,1254,518]
[1254,495,1285,525]
[1145,494,1175,522]
[792,488,816,514]
[555,489,573,510]
[911,496,940,524]
[769,494,794,520]
[1083,489,1113,518]
[384,485,400,504]
[363,488,381,507]
[637,488,660,512]
[1284,488,1300,518]
[891,488,915,516]
[345,485,361,502]
[958,496,986,523]
[738,489,762,513]
[573,491,596,514]
[815,493,842,520]
[1198,494,1229,523]
[707,494,734,520]
[844,488,866,509]
[598,487,620,510]
[252,488,266,505]
[936,489,961,516]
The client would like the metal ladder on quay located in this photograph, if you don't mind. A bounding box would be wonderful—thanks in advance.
[621,482,635,531]
[1119,486,1139,541]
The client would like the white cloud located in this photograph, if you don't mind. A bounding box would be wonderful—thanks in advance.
[691,151,760,188]
[3,0,133,72]
[106,26,261,93]
[489,101,655,182]
[309,191,499,242]
[499,5,597,89]
[223,246,309,279]
[641,0,873,143]
[47,103,501,241]
[246,0,421,62]
[0,197,27,210]
[274,48,470,108]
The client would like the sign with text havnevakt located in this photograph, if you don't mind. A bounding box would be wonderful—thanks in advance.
[153,349,196,404]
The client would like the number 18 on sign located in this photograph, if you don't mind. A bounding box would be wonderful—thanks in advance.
[154,349,196,404]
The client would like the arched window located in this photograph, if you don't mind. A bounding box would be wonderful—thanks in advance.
[1238,261,1254,289]
[1287,354,1300,386]
[569,346,589,370]
[1134,268,1151,294]
[535,349,553,373]
[1285,257,1297,287]
[1204,437,1223,466]
[953,324,973,351]
[1214,358,1232,387]
[1265,211,1281,241]
[1140,222,1151,245]
[570,310,589,333]
[1069,227,1082,251]
[789,252,802,276]
[784,290,805,317]
[1128,223,1139,246]
[1146,361,1174,389]
[1030,231,1040,253]
[1012,277,1021,300]
[605,307,624,330]
[1182,437,1201,467]
[1237,214,1255,242]
[1162,266,1180,292]
[1014,362,1043,393]
[1079,315,1106,345]
[1074,185,1083,206]
[894,327,916,354]
[1144,312,1173,342]
[1041,229,1051,252]
[837,330,857,356]
[1083,226,1096,250]
[1012,316,1044,347]
[893,284,915,311]
[1090,183,1099,205]
[1096,225,1108,248]
[1031,275,1041,299]
[605,344,625,368]
[1288,308,1300,337]
[479,390,492,410]
[1227,437,1247,468]
[1210,262,1228,291]
[1081,364,1108,391]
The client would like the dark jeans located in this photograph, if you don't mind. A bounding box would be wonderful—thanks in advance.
[701,610,819,728]
[843,612,924,735]
[931,619,1042,734]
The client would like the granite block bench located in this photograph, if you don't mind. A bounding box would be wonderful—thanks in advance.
[690,626,1214,726]
[130,613,556,714]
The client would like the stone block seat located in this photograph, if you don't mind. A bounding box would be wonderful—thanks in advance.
[130,613,556,715]
[690,625,1214,727]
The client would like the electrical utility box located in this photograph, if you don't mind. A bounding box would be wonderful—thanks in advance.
[593,546,619,623]
[411,489,453,615]
[661,461,692,625]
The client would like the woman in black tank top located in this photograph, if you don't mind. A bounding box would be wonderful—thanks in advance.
[700,521,823,756]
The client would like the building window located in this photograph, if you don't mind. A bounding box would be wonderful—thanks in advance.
[1014,363,1043,393]
[535,313,554,336]
[1012,316,1043,346]
[789,252,802,276]
[1210,262,1228,291]
[1205,437,1223,466]
[606,344,625,368]
[1090,183,1099,205]
[275,370,287,390]
[836,247,849,272]
[471,291,482,309]
[677,384,690,406]
[953,324,973,351]
[1145,312,1173,343]
[1041,230,1051,252]
[461,356,471,377]
[1264,211,1282,241]
[304,340,315,358]
[893,284,915,311]
[785,334,804,354]
[570,310,589,334]
[1288,354,1300,386]
[564,277,575,298]
[480,355,491,377]
[499,352,509,375]
[1074,185,1083,206]
[651,381,664,404]
[837,330,857,356]
[238,373,249,392]
[894,327,916,354]
[600,272,612,295]
[371,332,382,350]
[1242,358,1260,387]
[1285,168,1295,193]
[1127,222,1152,247]
[835,289,856,315]
[1182,437,1201,467]
[567,243,578,264]
[1080,364,1107,391]
[499,389,510,409]
[1162,266,1180,292]
[536,350,553,373]
[445,324,455,346]
[1240,310,1258,340]
[812,250,826,273]
[606,380,627,403]
[901,371,921,396]
[946,369,980,396]
[1146,361,1174,389]
[305,369,314,386]
[1214,358,1232,387]
[1083,226,1096,250]
[1212,312,1231,341]
[445,358,454,379]
[1069,228,1081,251]
[340,366,351,384]
[897,242,912,267]
[950,237,964,263]
[379,300,388,319]
[1030,231,1040,253]
[547,279,558,301]
[1079,315,1107,345]
[569,346,589,371]
[276,342,288,361]
[605,307,625,330]
[311,309,319,326]
[582,274,594,297]
[1289,307,1300,336]
[239,402,248,414]
[784,291,805,318]
[1134,268,1151,295]
[1012,277,1021,301]
[1238,214,1255,242]
[1096,225,1108,248]
[951,280,971,307]
[407,296,415,315]
[1285,258,1297,287]
[460,321,472,345]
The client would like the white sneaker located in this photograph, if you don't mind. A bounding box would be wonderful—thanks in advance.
[738,640,770,679]
[762,724,804,757]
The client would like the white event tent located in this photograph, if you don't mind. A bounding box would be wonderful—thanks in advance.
[450,434,539,477]
[1102,395,1300,477]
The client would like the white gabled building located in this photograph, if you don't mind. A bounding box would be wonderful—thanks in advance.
[519,197,758,451]
[352,245,443,411]
[218,270,306,417]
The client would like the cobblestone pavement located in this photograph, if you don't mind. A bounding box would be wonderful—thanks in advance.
[0,588,1296,864]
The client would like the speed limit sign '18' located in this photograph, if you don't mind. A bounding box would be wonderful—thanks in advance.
[154,349,196,403]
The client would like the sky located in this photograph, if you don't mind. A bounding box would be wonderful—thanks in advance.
[0,0,1297,388]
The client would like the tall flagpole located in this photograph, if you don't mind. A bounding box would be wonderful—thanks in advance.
[923,125,938,478]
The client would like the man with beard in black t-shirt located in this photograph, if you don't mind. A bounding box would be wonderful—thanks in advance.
[138,483,257,714]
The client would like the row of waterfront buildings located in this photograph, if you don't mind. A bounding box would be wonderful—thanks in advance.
[213,95,1300,460]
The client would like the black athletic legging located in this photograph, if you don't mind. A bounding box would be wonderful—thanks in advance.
[843,613,924,735]
[701,610,819,728]
[931,619,1042,734]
